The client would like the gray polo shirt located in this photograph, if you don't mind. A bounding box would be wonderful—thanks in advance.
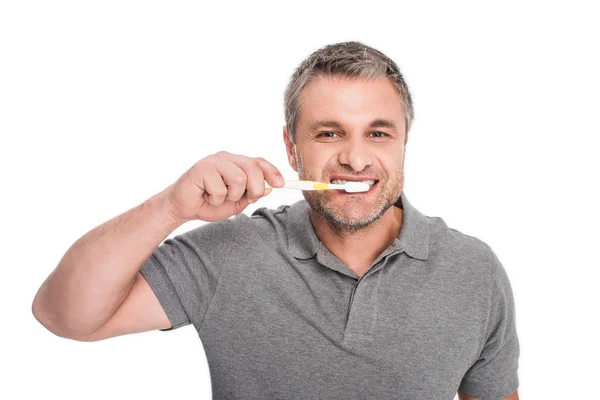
[140,191,519,400]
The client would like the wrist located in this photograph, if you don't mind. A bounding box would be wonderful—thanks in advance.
[146,188,187,229]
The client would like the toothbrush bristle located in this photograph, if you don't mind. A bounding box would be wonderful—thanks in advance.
[343,182,370,193]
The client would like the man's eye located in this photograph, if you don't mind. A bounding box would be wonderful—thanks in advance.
[370,131,388,138]
[318,131,338,138]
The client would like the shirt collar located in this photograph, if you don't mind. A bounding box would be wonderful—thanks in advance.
[286,191,430,261]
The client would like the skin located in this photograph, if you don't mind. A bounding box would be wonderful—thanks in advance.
[283,75,407,277]
[283,75,519,400]
[34,72,519,400]
[459,388,519,400]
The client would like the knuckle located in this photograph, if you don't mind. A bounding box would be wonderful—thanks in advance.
[213,188,227,198]
[201,156,217,167]
[249,159,261,170]
[208,193,222,202]
[192,160,205,171]
[232,174,246,185]
[228,193,243,202]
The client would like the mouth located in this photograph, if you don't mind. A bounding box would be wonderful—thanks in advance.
[330,178,378,187]
[329,177,380,193]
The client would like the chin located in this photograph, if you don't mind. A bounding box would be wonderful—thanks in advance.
[302,172,404,230]
[314,201,392,232]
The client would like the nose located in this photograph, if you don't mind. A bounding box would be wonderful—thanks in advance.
[337,137,373,172]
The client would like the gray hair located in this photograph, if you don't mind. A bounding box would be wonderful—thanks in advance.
[284,41,414,144]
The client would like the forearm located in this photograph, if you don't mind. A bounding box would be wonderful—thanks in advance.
[32,188,184,338]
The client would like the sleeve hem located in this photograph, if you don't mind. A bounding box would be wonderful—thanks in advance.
[139,254,190,331]
[459,381,519,400]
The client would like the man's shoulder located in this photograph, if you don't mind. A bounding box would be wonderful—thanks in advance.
[238,201,297,225]
[423,213,509,315]
[426,214,495,273]
[249,202,296,220]
[229,201,302,241]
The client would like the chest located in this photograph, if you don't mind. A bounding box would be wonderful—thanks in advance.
[198,256,487,397]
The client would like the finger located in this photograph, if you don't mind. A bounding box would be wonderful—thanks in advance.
[213,159,248,202]
[254,157,285,188]
[235,187,271,210]
[202,165,228,207]
[225,154,284,199]
[225,156,266,202]
[247,187,273,204]
[233,196,252,214]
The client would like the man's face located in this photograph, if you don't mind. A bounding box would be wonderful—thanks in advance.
[284,75,407,232]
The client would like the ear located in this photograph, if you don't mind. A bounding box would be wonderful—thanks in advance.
[283,126,298,172]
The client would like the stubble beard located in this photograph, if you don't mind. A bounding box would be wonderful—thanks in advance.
[299,167,404,234]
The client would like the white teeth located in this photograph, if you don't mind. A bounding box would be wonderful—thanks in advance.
[331,179,377,186]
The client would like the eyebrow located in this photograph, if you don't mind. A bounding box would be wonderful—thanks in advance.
[308,118,397,131]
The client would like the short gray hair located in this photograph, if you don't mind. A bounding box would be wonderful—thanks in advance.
[284,41,414,144]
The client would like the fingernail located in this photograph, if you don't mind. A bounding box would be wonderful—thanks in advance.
[275,176,283,185]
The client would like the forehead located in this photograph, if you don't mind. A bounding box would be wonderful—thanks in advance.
[298,75,405,129]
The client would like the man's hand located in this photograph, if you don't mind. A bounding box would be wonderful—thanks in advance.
[164,151,285,224]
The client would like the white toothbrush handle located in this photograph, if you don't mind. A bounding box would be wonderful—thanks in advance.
[265,180,368,193]
[326,184,346,190]
[265,180,325,191]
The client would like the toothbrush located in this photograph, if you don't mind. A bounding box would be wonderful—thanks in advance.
[266,180,370,193]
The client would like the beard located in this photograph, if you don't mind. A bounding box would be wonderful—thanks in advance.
[299,164,404,234]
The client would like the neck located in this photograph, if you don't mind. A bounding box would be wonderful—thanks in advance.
[309,206,403,277]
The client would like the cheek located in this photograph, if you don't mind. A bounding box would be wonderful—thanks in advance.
[299,147,332,170]
[382,149,405,171]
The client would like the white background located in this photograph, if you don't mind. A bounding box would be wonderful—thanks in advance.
[1,1,598,399]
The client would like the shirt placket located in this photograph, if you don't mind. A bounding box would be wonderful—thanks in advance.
[342,245,403,347]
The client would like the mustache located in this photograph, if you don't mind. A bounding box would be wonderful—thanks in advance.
[323,165,385,179]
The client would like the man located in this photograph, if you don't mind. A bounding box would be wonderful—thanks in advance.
[32,41,519,399]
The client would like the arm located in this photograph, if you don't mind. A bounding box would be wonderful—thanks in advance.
[31,152,283,340]
[458,388,519,400]
[31,189,184,339]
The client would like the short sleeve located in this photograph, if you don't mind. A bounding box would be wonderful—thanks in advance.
[139,217,235,332]
[459,248,520,400]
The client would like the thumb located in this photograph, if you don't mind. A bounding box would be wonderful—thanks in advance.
[233,196,252,214]
[236,188,272,213]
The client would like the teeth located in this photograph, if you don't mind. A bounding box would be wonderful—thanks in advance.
[331,179,377,186]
